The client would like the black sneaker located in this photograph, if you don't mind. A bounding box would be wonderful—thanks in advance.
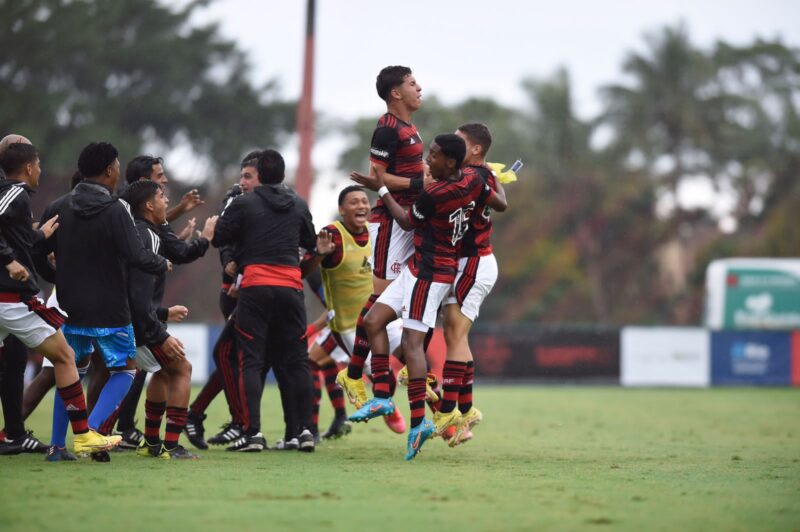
[90,450,111,462]
[226,432,266,452]
[322,414,353,440]
[183,412,208,450]
[45,445,77,462]
[164,444,200,459]
[298,429,315,453]
[207,422,243,445]
[115,427,144,450]
[271,437,299,451]
[0,431,48,455]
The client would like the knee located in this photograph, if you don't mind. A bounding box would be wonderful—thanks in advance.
[363,309,384,336]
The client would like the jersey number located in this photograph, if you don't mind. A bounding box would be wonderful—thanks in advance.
[449,201,475,246]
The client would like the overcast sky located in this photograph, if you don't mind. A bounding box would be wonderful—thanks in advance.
[187,0,799,221]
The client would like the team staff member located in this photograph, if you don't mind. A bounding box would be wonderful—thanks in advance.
[212,149,320,452]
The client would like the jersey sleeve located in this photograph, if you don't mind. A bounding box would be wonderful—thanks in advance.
[321,225,344,269]
[369,127,399,168]
[408,190,436,228]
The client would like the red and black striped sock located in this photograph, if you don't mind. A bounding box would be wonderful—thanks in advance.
[320,362,346,416]
[309,360,322,427]
[371,353,391,399]
[347,294,378,380]
[98,406,120,436]
[408,378,426,428]
[190,371,222,416]
[56,380,89,435]
[458,361,475,414]
[441,360,467,413]
[144,400,166,443]
[164,406,188,449]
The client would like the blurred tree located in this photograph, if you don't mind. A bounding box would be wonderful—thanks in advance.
[0,0,295,178]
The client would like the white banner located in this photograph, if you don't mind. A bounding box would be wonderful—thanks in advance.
[621,327,710,387]
[166,323,209,383]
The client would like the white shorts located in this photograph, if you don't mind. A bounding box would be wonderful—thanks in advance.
[0,299,61,350]
[445,254,498,322]
[314,327,350,365]
[377,267,450,332]
[369,219,414,280]
[315,321,402,366]
[135,345,161,373]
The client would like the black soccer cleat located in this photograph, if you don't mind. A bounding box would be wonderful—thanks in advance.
[115,427,144,450]
[183,412,208,450]
[90,450,111,462]
[322,414,353,440]
[298,429,316,453]
[207,422,243,446]
[0,430,48,455]
[164,444,200,460]
[226,432,266,452]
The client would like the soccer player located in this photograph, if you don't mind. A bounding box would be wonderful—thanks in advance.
[123,179,214,459]
[0,140,120,459]
[0,134,47,455]
[350,134,502,460]
[304,185,405,438]
[97,155,213,448]
[337,65,425,407]
[185,151,261,448]
[212,149,319,452]
[440,123,507,446]
[40,142,169,460]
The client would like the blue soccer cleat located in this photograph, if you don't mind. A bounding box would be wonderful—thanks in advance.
[348,397,396,423]
[405,419,435,461]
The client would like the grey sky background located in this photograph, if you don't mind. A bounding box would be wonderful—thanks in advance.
[184,0,799,222]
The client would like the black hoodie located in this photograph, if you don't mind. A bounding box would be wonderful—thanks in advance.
[39,181,167,328]
[212,183,316,270]
[128,218,170,347]
[0,179,46,298]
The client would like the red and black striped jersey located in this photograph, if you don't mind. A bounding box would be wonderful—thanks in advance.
[460,164,498,257]
[406,167,494,283]
[369,113,424,218]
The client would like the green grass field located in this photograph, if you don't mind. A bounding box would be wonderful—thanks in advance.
[1,385,798,531]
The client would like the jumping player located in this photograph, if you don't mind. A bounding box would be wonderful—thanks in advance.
[338,65,425,408]
[350,134,502,460]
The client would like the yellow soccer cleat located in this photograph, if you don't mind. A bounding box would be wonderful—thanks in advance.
[73,430,121,456]
[425,372,441,404]
[432,409,462,439]
[397,366,409,386]
[450,406,483,447]
[336,369,368,409]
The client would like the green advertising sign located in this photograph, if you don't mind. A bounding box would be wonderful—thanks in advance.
[723,268,800,329]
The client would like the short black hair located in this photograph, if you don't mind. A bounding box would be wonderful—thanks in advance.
[241,150,261,169]
[256,149,285,184]
[376,66,412,102]
[457,123,492,156]
[434,134,466,170]
[0,143,38,176]
[121,179,161,217]
[77,142,118,178]
[125,155,163,184]
[338,185,366,206]
[70,170,83,190]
